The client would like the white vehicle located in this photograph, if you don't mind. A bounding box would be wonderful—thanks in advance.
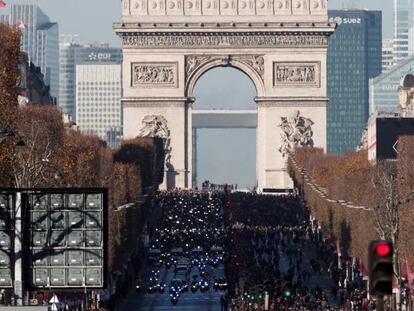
[231,189,251,193]
[256,188,295,196]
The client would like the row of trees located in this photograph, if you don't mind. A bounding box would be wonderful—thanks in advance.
[0,23,165,277]
[0,106,165,273]
[288,141,414,295]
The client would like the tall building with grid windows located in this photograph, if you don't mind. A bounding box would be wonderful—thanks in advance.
[59,40,122,122]
[76,63,122,142]
[393,0,414,63]
[382,39,394,72]
[0,14,9,23]
[327,10,382,154]
[369,55,414,114]
[10,4,59,99]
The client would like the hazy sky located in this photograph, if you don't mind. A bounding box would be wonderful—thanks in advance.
[193,68,256,188]
[4,0,394,188]
[4,0,393,46]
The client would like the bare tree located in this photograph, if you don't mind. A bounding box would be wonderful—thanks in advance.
[372,160,402,308]
[14,106,64,188]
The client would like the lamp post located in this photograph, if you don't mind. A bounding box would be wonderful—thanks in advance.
[0,128,26,305]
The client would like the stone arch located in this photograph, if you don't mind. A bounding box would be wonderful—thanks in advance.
[185,55,265,98]
[115,4,335,190]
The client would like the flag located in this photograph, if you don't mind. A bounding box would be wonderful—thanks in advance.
[406,257,414,287]
[0,1,6,8]
[16,19,25,30]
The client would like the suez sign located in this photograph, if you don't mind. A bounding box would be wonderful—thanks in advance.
[329,16,362,25]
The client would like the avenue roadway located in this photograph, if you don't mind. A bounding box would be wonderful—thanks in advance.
[119,264,225,311]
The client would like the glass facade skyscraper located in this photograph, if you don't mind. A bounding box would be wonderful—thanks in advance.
[58,42,122,122]
[370,55,414,113]
[382,39,394,72]
[0,14,9,24]
[10,4,59,99]
[393,0,414,63]
[327,10,382,155]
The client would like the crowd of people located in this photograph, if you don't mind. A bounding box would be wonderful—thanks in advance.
[140,190,228,305]
[225,193,380,311]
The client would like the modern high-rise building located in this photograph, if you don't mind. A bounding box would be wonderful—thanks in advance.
[10,4,59,99]
[369,55,414,113]
[327,10,382,155]
[76,63,122,142]
[0,14,9,23]
[59,40,122,122]
[411,1,414,57]
[393,0,414,63]
[382,39,394,72]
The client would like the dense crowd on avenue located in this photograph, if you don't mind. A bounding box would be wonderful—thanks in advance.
[137,190,228,306]
[225,193,382,311]
[109,189,399,311]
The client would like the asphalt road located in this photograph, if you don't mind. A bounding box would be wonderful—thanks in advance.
[119,263,225,311]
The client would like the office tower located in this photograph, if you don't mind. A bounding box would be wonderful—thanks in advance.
[59,40,122,122]
[393,0,414,63]
[370,56,414,113]
[327,10,382,154]
[76,62,122,142]
[382,39,394,72]
[10,4,59,99]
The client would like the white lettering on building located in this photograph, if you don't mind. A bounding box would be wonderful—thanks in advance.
[329,17,362,25]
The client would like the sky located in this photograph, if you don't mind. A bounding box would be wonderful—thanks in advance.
[3,0,394,188]
[3,0,393,46]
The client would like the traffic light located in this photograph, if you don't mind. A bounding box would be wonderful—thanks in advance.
[368,240,393,296]
[281,275,293,299]
[283,288,292,298]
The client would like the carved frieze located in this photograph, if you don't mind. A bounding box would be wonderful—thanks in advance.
[273,61,320,87]
[122,0,327,16]
[186,55,213,78]
[138,115,172,163]
[131,62,178,88]
[278,110,314,159]
[237,55,264,78]
[122,33,329,49]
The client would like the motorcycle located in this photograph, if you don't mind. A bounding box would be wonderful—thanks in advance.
[170,293,179,305]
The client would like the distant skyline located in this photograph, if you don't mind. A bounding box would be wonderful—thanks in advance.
[1,0,394,188]
[1,0,393,47]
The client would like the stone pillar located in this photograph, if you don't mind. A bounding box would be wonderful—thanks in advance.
[192,127,198,188]
[256,98,327,190]
[123,98,189,190]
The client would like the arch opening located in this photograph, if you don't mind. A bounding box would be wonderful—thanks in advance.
[186,57,264,98]
[191,66,257,189]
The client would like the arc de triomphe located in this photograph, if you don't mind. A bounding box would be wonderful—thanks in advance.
[114,0,335,190]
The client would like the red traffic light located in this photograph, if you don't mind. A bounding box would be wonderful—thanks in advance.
[376,243,391,256]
